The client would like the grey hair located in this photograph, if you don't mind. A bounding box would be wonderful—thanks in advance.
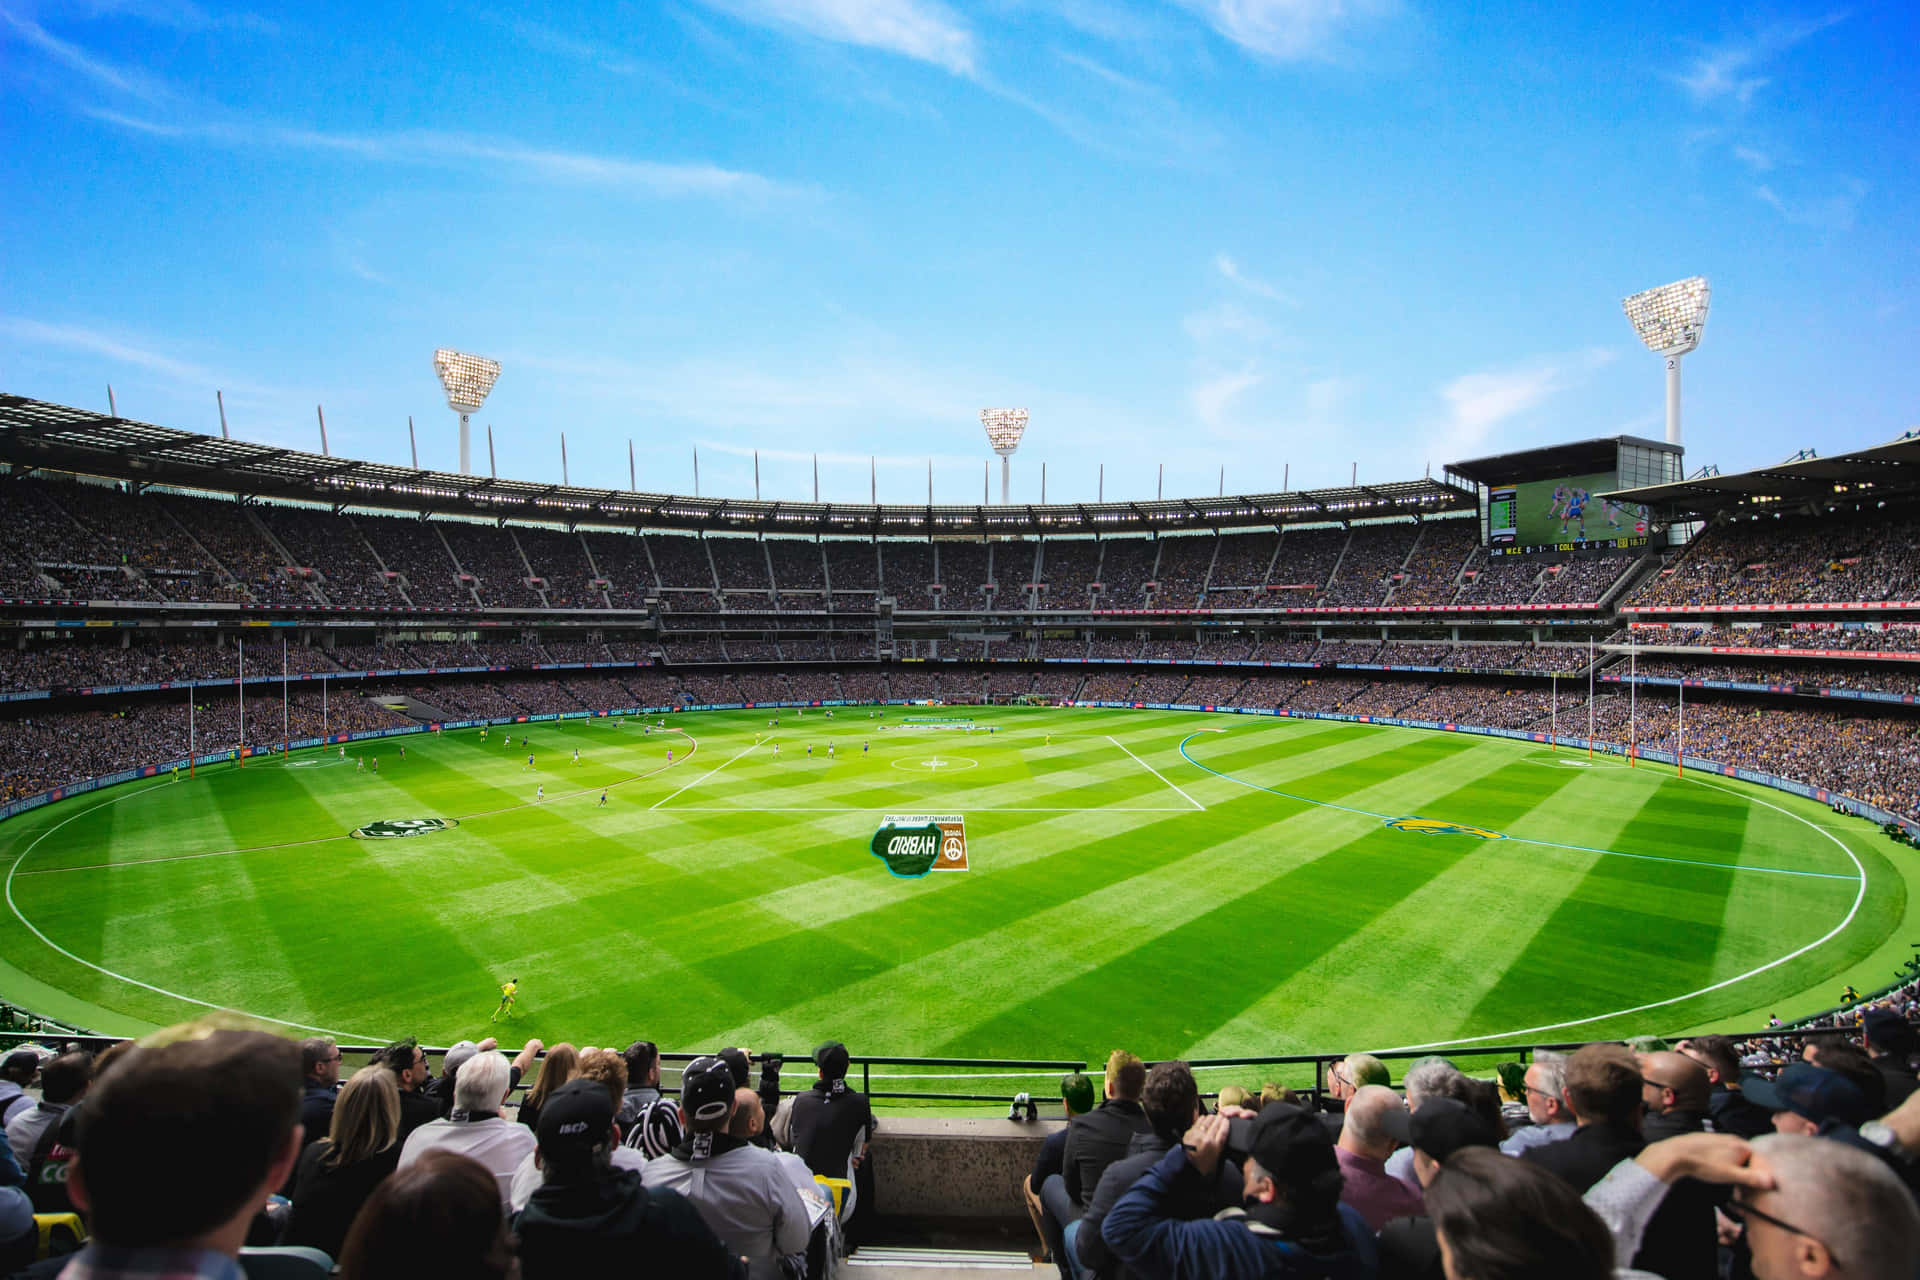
[1403,1061,1465,1108]
[1750,1133,1920,1280]
[1530,1051,1568,1101]
[454,1050,511,1114]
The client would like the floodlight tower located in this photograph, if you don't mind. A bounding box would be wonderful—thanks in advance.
[1621,277,1710,448]
[433,348,502,475]
[979,408,1029,504]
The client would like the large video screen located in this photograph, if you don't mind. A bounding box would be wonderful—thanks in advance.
[1486,471,1651,555]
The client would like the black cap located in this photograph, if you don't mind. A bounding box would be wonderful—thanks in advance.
[718,1047,751,1090]
[814,1040,850,1081]
[681,1055,737,1124]
[537,1078,614,1167]
[1225,1103,1337,1184]
[0,1050,39,1077]
[1380,1096,1500,1162]
[1744,1064,1875,1129]
[1864,1009,1918,1055]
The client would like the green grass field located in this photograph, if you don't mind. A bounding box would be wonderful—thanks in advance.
[1,706,1913,1081]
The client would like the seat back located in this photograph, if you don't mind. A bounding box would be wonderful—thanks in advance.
[32,1213,85,1261]
[238,1244,335,1278]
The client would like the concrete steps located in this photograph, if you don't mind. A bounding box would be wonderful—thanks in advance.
[846,1246,1046,1274]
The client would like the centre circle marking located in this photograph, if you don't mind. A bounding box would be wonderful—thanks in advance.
[889,756,979,774]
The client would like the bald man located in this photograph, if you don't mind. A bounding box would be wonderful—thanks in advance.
[1334,1085,1424,1230]
[1640,1051,1712,1144]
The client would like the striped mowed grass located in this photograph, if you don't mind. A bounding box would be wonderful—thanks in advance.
[0,705,1905,1077]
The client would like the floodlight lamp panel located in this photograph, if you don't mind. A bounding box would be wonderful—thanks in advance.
[980,407,1029,456]
[1622,276,1710,357]
[434,348,502,413]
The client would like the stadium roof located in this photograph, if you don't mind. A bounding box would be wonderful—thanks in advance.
[1448,435,1680,488]
[0,394,1476,536]
[1603,433,1920,516]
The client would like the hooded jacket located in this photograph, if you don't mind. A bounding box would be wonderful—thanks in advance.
[514,1167,738,1279]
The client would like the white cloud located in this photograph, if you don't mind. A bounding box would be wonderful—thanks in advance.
[86,110,811,202]
[1214,253,1291,303]
[1171,0,1398,63]
[1731,144,1774,172]
[0,8,171,99]
[1755,178,1868,232]
[696,0,977,74]
[1432,348,1617,457]
[1191,366,1262,426]
[61,0,277,35]
[1671,13,1846,108]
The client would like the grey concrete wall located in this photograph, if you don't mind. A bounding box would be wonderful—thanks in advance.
[870,1117,1065,1220]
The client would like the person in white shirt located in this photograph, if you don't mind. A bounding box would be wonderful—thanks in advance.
[397,1049,533,1213]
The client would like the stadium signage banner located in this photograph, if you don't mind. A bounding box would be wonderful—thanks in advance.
[869,814,969,878]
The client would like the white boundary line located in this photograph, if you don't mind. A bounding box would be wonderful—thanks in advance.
[3,781,380,1040]
[1372,773,1869,1053]
[650,741,759,810]
[661,806,1195,813]
[1108,735,1205,810]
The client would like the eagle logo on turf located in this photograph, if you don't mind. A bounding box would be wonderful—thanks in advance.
[1384,817,1505,840]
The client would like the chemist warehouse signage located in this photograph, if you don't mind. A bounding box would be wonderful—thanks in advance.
[868,814,970,878]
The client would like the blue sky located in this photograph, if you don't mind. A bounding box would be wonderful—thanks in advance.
[2,1,1915,506]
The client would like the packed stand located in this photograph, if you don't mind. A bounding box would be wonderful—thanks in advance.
[1321,524,1420,606]
[1535,555,1638,605]
[258,506,402,607]
[882,544,937,610]
[159,494,318,606]
[1038,541,1101,610]
[1151,536,1216,608]
[1095,540,1158,608]
[1456,551,1544,604]
[825,541,878,592]
[1202,531,1281,608]
[1387,521,1476,606]
[1624,659,1920,696]
[647,534,717,592]
[351,515,475,610]
[1631,510,1920,607]
[436,524,544,609]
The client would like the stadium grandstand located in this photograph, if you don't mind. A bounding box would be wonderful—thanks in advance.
[3,393,1920,1276]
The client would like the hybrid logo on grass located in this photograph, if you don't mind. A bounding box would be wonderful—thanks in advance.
[869,814,969,878]
[351,818,460,840]
[1384,817,1505,840]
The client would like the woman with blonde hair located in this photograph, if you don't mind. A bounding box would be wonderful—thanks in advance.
[515,1042,577,1133]
[284,1065,403,1260]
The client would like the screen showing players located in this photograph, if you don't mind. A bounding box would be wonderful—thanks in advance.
[1486,470,1650,555]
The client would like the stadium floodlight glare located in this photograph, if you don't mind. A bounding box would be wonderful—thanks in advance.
[433,348,502,475]
[1621,276,1709,448]
[980,408,1029,504]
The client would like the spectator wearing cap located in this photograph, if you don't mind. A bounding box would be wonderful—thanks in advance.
[1800,1041,1887,1113]
[1334,1086,1424,1230]
[0,1051,38,1129]
[513,1077,736,1278]
[719,1045,781,1132]
[642,1054,809,1279]
[508,1046,649,1212]
[1023,1072,1095,1271]
[1075,1062,1239,1280]
[1523,1044,1713,1280]
[297,1036,342,1150]
[1861,1009,1918,1108]
[1746,1062,1877,1136]
[1102,1104,1375,1279]
[1373,1096,1501,1280]
[618,1039,686,1159]
[785,1039,875,1242]
[1677,1034,1773,1139]
[284,1066,404,1260]
[1498,1051,1575,1156]
[59,1027,304,1280]
[397,1048,535,1213]
[5,1050,88,1168]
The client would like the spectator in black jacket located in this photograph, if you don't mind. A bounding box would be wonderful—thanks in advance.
[1076,1061,1239,1280]
[1862,1009,1919,1109]
[1523,1043,1713,1280]
[513,1078,737,1278]
[285,1066,404,1260]
[297,1037,342,1150]
[1677,1034,1773,1139]
[1040,1051,1149,1280]
[1024,1073,1095,1265]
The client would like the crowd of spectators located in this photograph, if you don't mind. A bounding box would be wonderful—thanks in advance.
[258,506,401,608]
[435,524,543,610]
[1094,540,1158,608]
[1387,522,1477,607]
[1038,542,1101,610]
[1632,510,1920,608]
[1321,524,1421,607]
[1535,555,1638,605]
[1622,658,1920,696]
[1628,623,1920,655]
[1150,536,1215,608]
[1455,551,1542,604]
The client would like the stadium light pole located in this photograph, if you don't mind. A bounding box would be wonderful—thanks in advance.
[1621,276,1710,448]
[433,348,502,475]
[980,409,1029,505]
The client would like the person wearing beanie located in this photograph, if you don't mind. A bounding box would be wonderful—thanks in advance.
[784,1039,877,1245]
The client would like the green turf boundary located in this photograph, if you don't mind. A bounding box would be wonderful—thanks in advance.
[0,703,1914,1055]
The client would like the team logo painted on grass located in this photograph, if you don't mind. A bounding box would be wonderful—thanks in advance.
[1384,817,1506,840]
[869,814,969,878]
[351,818,460,840]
